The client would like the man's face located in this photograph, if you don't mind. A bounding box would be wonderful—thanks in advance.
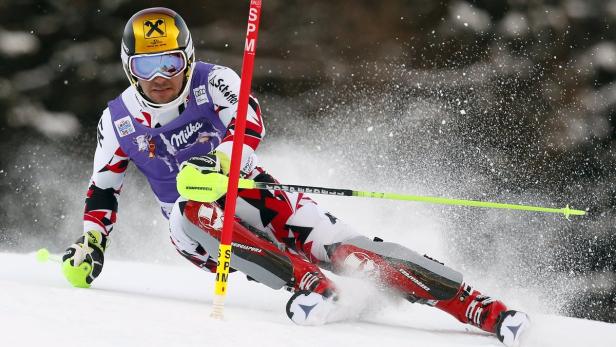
[138,74,184,104]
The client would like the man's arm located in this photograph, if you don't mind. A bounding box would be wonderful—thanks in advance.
[208,65,265,174]
[83,109,129,236]
[63,109,128,288]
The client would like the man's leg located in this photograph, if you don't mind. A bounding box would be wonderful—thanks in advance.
[233,168,527,339]
[169,197,219,272]
[327,239,512,334]
[232,169,463,301]
[169,196,335,296]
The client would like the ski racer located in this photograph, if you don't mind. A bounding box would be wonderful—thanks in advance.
[61,7,529,346]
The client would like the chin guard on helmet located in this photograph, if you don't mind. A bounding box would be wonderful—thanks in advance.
[120,7,195,110]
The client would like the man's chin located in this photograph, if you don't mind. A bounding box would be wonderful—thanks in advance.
[154,97,175,104]
[148,93,178,104]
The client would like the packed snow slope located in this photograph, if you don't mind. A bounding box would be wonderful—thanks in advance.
[0,252,614,347]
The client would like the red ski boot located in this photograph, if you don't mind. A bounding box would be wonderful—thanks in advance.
[436,284,530,346]
[287,251,337,299]
[436,284,507,333]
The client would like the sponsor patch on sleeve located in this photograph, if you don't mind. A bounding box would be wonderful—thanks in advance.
[193,85,209,105]
[114,116,136,137]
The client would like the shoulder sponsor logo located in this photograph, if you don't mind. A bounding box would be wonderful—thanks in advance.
[171,122,203,147]
[114,116,135,137]
[208,77,238,104]
[193,85,208,105]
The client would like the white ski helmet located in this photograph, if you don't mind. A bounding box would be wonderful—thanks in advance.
[121,7,195,110]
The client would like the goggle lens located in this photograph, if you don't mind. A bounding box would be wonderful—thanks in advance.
[129,52,186,80]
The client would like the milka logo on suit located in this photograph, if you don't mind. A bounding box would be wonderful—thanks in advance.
[171,122,203,147]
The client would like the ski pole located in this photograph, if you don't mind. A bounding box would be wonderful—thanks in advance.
[211,0,262,320]
[177,170,586,219]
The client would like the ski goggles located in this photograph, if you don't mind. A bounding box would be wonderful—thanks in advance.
[128,50,187,81]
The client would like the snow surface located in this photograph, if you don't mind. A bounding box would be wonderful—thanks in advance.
[1,133,612,346]
[1,252,614,347]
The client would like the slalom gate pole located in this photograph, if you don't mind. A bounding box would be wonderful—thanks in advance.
[211,0,262,320]
[177,171,586,219]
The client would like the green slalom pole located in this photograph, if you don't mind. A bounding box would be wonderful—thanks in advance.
[176,169,586,219]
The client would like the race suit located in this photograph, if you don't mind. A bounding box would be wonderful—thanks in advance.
[85,61,359,270]
[83,61,509,335]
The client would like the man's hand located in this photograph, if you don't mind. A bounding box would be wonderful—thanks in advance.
[62,230,108,288]
[180,151,230,175]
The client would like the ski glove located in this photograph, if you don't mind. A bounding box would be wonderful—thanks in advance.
[178,150,258,202]
[62,230,107,288]
[181,151,231,176]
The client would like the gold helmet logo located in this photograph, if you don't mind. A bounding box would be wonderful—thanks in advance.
[132,14,180,53]
[143,19,166,38]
